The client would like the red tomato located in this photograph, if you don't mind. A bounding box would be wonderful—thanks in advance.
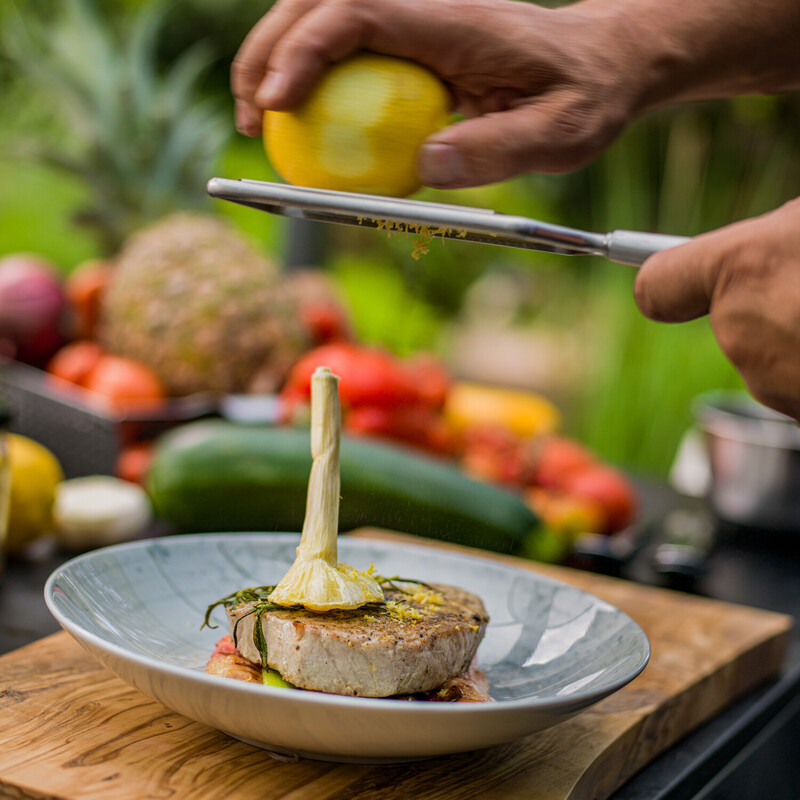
[562,467,637,533]
[403,354,451,410]
[299,302,352,344]
[525,487,606,535]
[82,354,165,412]
[64,259,112,339]
[346,404,456,455]
[46,340,105,386]
[282,343,425,409]
[458,424,534,487]
[533,436,597,490]
[115,440,156,485]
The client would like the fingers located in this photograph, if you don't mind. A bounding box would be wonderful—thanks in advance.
[633,232,726,323]
[634,202,800,422]
[417,90,622,188]
[259,2,375,110]
[232,0,524,136]
[232,0,324,135]
[261,0,488,110]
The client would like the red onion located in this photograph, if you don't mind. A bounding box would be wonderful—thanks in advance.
[0,254,67,366]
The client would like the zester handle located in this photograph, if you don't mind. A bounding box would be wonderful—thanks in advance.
[606,231,691,267]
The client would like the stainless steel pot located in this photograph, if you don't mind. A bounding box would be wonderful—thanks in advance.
[694,392,800,531]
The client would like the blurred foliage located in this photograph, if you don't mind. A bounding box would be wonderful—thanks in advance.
[1,0,798,476]
[2,0,233,254]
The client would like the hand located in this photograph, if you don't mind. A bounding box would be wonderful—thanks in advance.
[634,197,800,422]
[232,0,647,188]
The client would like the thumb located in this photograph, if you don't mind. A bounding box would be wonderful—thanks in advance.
[417,91,619,188]
[633,236,719,323]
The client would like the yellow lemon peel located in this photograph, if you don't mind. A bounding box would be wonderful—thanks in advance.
[265,54,450,197]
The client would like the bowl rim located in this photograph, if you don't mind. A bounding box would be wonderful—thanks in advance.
[44,532,651,716]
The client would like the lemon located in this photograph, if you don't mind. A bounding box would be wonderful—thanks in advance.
[4,434,63,553]
[265,53,450,197]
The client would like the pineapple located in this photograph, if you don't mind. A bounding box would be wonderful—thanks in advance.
[3,0,230,255]
[101,214,310,396]
[6,0,319,395]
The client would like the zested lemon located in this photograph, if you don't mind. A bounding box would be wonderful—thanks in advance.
[265,53,450,197]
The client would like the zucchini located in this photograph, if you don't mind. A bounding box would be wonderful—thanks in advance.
[147,420,539,554]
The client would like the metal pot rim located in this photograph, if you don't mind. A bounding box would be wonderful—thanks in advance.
[693,390,800,451]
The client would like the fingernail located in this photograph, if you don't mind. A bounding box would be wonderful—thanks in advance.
[418,143,467,188]
[235,101,260,137]
[255,71,288,107]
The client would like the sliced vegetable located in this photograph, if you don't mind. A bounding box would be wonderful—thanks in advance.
[54,475,152,551]
[268,366,383,611]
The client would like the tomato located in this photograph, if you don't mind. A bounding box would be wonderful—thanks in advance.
[281,343,437,410]
[212,634,238,656]
[403,354,451,410]
[562,466,637,533]
[115,440,156,485]
[65,259,112,339]
[458,424,534,487]
[46,340,105,386]
[300,302,352,345]
[533,436,597,490]
[525,487,606,535]
[346,404,456,455]
[82,354,165,412]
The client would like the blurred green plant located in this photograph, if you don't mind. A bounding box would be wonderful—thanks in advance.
[547,96,800,474]
[2,0,230,255]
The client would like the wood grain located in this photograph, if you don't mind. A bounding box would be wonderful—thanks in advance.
[0,529,793,800]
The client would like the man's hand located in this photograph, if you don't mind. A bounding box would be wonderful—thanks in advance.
[634,197,800,422]
[232,0,646,188]
[233,0,800,190]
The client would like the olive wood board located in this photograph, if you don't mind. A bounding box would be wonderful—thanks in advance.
[0,529,793,800]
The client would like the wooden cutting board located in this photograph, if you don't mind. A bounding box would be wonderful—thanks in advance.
[0,530,792,800]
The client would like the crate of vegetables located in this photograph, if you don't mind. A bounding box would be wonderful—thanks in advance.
[145,340,639,562]
[0,253,215,480]
[0,357,215,481]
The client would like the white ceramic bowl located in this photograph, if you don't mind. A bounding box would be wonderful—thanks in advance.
[45,533,649,763]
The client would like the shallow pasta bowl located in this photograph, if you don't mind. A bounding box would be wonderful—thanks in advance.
[45,533,649,763]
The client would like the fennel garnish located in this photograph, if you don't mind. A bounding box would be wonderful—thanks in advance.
[268,366,383,611]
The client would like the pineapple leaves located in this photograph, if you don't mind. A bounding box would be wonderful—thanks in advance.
[2,0,231,254]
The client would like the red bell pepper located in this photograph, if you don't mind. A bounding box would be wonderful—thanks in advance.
[281,343,450,413]
[346,403,456,455]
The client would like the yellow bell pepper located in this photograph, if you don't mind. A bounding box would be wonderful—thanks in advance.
[444,381,561,439]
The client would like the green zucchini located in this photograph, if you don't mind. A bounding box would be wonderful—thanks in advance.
[147,420,539,554]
